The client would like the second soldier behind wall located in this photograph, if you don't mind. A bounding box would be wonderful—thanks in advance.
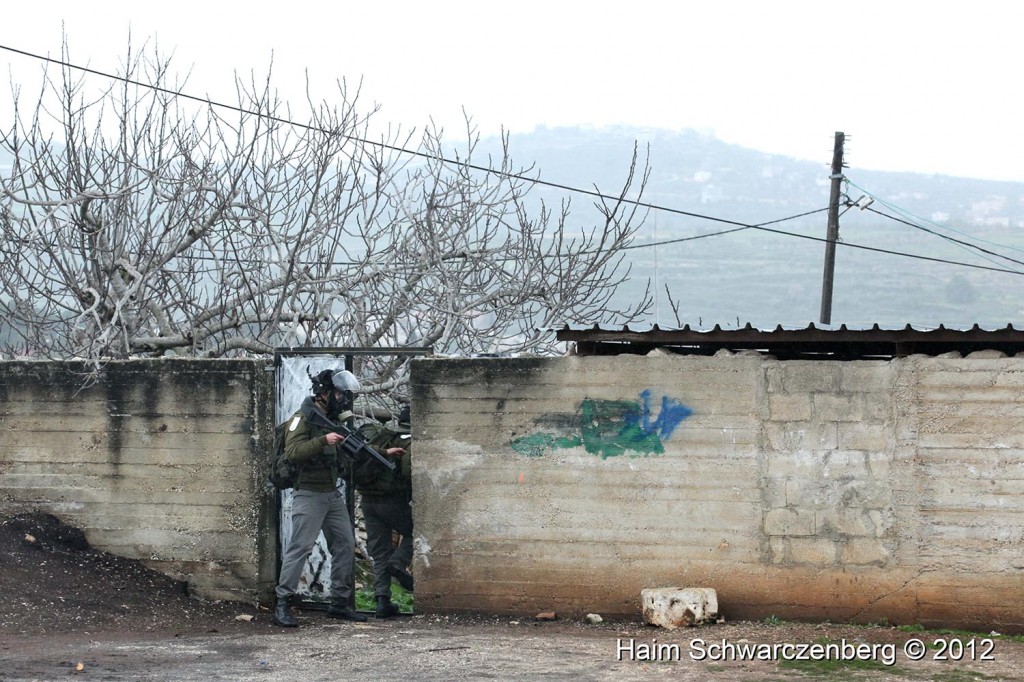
[353,403,415,619]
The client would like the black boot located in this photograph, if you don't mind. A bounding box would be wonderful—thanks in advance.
[376,595,401,619]
[326,603,368,622]
[273,599,298,628]
[387,565,415,591]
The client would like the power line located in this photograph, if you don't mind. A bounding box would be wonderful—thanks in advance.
[0,43,748,232]
[157,218,1024,275]
[862,204,1024,270]
[750,223,1024,275]
[847,178,1024,255]
[3,43,1022,277]
[845,177,1024,275]
[596,206,831,253]
[843,177,1024,271]
[0,43,840,255]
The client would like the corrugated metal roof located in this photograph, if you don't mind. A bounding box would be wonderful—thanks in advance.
[556,323,1024,359]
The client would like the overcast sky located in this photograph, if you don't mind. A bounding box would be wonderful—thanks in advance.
[2,1,1022,182]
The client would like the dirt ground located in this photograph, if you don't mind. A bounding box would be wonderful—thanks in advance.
[1,512,1022,681]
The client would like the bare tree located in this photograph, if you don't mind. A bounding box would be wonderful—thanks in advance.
[0,39,652,388]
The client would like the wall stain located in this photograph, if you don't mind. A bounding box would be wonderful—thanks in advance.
[510,391,693,459]
[511,434,584,457]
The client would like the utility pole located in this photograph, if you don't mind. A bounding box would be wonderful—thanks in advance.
[819,131,846,325]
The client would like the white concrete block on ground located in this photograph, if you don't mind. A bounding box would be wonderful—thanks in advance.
[641,587,719,628]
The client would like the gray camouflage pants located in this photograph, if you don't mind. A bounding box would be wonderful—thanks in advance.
[275,488,355,606]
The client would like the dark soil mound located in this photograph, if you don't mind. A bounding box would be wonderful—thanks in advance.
[0,512,264,636]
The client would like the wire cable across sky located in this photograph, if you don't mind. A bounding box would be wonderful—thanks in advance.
[2,42,1022,276]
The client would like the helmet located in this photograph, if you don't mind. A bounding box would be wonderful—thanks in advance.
[310,369,334,395]
[332,370,361,393]
[310,368,361,395]
[308,368,361,417]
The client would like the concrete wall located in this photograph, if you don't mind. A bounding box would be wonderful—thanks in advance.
[410,352,1024,632]
[0,359,277,602]
[4,352,1021,629]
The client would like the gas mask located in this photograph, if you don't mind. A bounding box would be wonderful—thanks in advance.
[308,367,361,418]
[327,389,354,417]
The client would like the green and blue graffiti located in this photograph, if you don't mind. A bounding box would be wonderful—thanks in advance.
[510,390,693,459]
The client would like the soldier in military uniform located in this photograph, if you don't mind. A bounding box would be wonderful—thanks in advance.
[354,404,415,619]
[273,369,405,628]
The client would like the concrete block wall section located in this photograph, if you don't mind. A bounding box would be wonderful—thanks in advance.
[0,359,277,602]
[410,353,1024,632]
[762,360,895,574]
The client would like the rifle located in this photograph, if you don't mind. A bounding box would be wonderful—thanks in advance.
[306,407,397,472]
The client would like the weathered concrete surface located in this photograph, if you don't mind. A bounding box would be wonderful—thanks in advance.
[0,359,277,602]
[410,353,1024,632]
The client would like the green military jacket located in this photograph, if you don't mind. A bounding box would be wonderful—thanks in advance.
[284,397,347,492]
[353,420,412,499]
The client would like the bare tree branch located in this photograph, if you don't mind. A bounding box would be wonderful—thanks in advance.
[0,37,652,390]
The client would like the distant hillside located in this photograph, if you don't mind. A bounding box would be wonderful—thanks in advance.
[483,126,1024,330]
